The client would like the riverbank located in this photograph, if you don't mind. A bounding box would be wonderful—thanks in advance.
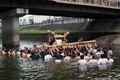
[20,32,118,42]
[0,27,120,34]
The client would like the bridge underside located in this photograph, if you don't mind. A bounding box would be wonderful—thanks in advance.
[0,0,119,19]
[29,9,119,19]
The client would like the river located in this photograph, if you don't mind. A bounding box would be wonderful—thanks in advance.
[0,39,120,80]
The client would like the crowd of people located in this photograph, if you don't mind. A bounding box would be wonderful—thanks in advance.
[61,0,119,7]
[1,43,114,71]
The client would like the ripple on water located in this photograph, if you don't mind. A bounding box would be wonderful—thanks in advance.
[0,40,120,80]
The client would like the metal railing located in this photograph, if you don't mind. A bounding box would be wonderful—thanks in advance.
[57,0,119,7]
[20,18,92,27]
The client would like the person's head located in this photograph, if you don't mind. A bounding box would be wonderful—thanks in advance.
[97,49,101,52]
[100,54,104,58]
[28,50,31,54]
[104,54,107,58]
[90,52,93,56]
[17,49,20,52]
[33,45,37,49]
[56,56,60,59]
[24,47,27,50]
[80,55,84,59]
[77,53,80,56]
[85,53,88,56]
[2,48,5,51]
[8,49,11,52]
[92,56,95,59]
[20,50,23,53]
[12,49,15,51]
[33,45,37,47]
[109,48,112,50]
[47,52,50,55]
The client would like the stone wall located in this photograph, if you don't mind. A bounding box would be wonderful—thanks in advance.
[21,18,120,31]
[20,32,117,42]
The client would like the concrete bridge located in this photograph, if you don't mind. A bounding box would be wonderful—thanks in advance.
[0,0,120,47]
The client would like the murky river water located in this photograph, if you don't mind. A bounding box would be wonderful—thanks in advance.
[0,40,120,80]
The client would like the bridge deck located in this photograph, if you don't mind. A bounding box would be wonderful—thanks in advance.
[52,0,120,9]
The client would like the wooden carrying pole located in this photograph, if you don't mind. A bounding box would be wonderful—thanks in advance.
[46,40,97,48]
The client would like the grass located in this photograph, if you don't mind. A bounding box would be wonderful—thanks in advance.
[19,29,97,34]
[19,27,23,31]
[20,29,120,34]
[0,29,120,34]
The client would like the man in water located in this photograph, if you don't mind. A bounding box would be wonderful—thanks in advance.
[75,53,81,61]
[44,52,52,62]
[78,55,88,66]
[84,53,90,61]
[55,56,62,64]
[64,54,72,63]
[98,54,108,70]
[2,48,6,58]
[88,56,98,68]
[77,55,88,71]
[108,48,113,56]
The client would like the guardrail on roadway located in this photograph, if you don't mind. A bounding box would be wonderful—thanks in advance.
[55,0,119,7]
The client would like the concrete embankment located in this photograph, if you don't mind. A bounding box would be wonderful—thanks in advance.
[20,32,117,42]
[22,18,120,31]
[95,34,120,53]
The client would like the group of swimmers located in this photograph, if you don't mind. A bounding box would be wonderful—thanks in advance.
[1,43,114,70]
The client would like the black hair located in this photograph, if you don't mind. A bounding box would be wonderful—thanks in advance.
[109,48,112,50]
[100,54,104,58]
[92,56,95,59]
[33,45,37,47]
[90,53,93,55]
[47,52,50,54]
[97,49,101,52]
[85,53,87,56]
[104,54,107,58]
[2,48,5,50]
[80,55,84,59]
[77,53,80,56]
[28,50,31,54]
[56,56,60,59]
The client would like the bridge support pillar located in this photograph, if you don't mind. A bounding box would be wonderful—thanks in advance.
[0,8,29,47]
[2,17,20,47]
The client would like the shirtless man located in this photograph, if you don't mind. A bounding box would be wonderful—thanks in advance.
[64,55,72,63]
[2,48,6,55]
[2,48,6,58]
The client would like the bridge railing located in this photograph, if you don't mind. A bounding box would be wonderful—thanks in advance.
[57,0,119,7]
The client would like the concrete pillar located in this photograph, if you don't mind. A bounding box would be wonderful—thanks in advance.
[0,8,29,47]
[2,17,19,47]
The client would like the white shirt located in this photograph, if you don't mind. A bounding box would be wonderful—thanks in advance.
[88,59,98,68]
[17,52,21,58]
[88,48,93,53]
[98,58,108,65]
[108,50,113,56]
[60,52,64,56]
[77,60,88,66]
[55,59,62,64]
[93,49,97,54]
[96,52,101,57]
[98,58,108,70]
[27,54,31,59]
[44,55,52,62]
[79,65,87,72]
[80,52,83,56]
[108,59,114,64]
